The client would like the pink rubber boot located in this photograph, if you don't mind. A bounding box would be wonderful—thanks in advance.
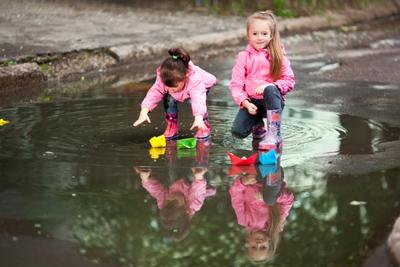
[195,115,211,139]
[163,113,178,140]
[258,109,282,152]
[252,121,266,140]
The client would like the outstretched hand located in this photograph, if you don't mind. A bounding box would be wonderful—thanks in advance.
[190,115,207,131]
[240,175,257,185]
[133,108,151,127]
[134,167,152,181]
[192,167,208,180]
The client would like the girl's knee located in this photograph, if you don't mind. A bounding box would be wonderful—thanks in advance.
[231,127,249,139]
[263,85,279,98]
[263,85,283,109]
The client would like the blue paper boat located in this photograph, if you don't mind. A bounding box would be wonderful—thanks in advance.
[258,150,277,165]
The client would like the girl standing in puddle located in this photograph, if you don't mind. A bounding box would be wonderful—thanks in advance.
[133,47,216,140]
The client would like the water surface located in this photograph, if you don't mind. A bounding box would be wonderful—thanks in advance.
[0,56,399,267]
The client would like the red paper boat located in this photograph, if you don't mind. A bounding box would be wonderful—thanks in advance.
[228,165,258,176]
[227,152,258,166]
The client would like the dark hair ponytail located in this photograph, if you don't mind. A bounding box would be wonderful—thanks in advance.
[160,47,191,87]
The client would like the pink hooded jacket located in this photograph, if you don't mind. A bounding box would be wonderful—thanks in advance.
[230,44,295,107]
[141,62,217,117]
[142,178,216,216]
[229,177,294,231]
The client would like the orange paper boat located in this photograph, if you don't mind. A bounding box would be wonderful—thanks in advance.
[227,152,258,166]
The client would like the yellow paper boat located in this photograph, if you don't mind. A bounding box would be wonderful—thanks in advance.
[149,134,166,148]
[0,118,10,126]
[149,147,166,160]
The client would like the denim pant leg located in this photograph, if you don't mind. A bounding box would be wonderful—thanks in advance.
[263,85,284,110]
[163,94,178,114]
[231,107,264,139]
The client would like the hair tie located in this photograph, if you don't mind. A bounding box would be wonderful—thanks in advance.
[171,54,178,60]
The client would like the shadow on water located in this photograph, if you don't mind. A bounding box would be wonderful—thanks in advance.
[1,64,400,266]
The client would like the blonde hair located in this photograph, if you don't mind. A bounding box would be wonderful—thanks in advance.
[247,204,282,264]
[246,10,283,81]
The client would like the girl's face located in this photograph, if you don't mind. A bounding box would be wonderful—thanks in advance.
[166,79,186,93]
[247,19,272,51]
[247,230,270,261]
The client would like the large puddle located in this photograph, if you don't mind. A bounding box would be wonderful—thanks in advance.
[1,56,400,266]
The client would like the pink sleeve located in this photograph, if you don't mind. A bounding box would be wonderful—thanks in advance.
[141,71,166,111]
[189,82,208,116]
[276,185,294,222]
[274,54,295,96]
[228,177,247,226]
[141,178,166,209]
[187,179,207,214]
[199,67,217,89]
[230,52,250,107]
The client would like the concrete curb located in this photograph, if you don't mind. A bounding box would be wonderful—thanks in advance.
[282,3,400,32]
[1,2,400,90]
[0,63,45,90]
[108,3,400,61]
[108,29,245,62]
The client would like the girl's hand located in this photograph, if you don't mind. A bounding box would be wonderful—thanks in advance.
[134,167,151,181]
[255,84,274,95]
[254,192,263,200]
[242,100,257,115]
[240,175,257,185]
[133,108,151,127]
[192,167,208,180]
[190,115,207,131]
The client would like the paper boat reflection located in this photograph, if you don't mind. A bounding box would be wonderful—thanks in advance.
[228,165,258,176]
[149,147,166,160]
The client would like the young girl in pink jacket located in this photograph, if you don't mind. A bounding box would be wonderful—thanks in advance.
[230,10,295,151]
[135,167,216,241]
[229,166,294,263]
[133,47,217,140]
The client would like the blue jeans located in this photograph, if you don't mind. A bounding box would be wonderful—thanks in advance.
[231,85,284,139]
[163,94,180,114]
[163,90,210,115]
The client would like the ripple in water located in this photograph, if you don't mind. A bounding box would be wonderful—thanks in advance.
[0,99,394,168]
[209,105,392,167]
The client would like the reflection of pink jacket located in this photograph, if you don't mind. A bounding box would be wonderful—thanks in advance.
[230,44,295,106]
[141,61,217,116]
[229,177,294,231]
[142,178,216,216]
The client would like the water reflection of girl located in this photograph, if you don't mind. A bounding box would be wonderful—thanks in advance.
[135,167,216,241]
[228,166,294,263]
